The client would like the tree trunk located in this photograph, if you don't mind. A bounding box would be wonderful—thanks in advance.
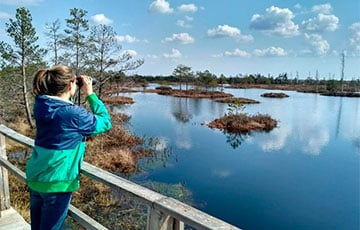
[22,64,33,128]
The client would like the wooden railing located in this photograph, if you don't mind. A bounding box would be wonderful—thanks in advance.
[0,124,240,230]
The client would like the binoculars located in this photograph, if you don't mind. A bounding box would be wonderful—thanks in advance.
[76,77,97,87]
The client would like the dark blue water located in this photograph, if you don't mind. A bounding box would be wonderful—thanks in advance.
[111,87,360,230]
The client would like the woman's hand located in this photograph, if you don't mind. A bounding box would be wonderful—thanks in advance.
[79,75,93,96]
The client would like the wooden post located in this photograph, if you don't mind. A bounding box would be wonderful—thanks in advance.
[0,133,10,214]
[147,206,184,230]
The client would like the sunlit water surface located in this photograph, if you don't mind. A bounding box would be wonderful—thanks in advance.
[110,86,360,230]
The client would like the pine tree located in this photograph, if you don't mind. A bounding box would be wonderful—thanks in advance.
[1,7,42,128]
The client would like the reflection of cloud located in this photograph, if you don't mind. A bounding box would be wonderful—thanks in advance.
[175,125,192,150]
[259,125,291,152]
[213,169,231,178]
[302,128,329,155]
[155,137,169,151]
[176,139,192,149]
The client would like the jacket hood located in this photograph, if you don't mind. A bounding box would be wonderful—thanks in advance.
[34,95,73,122]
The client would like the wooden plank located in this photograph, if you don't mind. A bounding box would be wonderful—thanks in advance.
[0,125,34,148]
[68,205,108,230]
[82,162,166,206]
[0,207,30,230]
[154,197,240,230]
[0,158,26,183]
[0,134,11,212]
[147,207,184,230]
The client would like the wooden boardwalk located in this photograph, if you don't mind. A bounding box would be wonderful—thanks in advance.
[0,208,30,230]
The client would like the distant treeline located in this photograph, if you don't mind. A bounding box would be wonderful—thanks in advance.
[118,69,360,93]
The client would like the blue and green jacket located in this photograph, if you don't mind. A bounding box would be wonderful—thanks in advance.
[26,93,112,193]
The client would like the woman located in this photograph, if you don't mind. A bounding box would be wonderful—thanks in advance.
[26,65,112,229]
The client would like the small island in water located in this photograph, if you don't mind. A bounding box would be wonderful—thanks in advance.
[208,113,277,133]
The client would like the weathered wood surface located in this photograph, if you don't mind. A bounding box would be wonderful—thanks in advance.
[0,208,30,230]
[0,125,34,148]
[0,133,11,213]
[68,205,108,230]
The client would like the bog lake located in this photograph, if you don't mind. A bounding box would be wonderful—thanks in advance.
[110,85,359,230]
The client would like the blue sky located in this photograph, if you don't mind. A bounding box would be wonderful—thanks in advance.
[0,0,359,79]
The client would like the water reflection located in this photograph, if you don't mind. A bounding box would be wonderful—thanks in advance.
[290,95,330,155]
[353,139,360,155]
[258,125,291,152]
[141,137,173,169]
[175,124,192,150]
[336,97,343,138]
[226,132,246,149]
[212,169,232,178]
[171,97,192,123]
[111,89,359,230]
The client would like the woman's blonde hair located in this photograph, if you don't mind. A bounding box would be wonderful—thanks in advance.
[33,66,76,96]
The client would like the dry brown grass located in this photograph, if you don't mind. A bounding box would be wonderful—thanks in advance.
[214,97,260,104]
[208,113,277,133]
[5,118,34,153]
[157,88,233,99]
[261,92,289,98]
[9,174,30,222]
[101,96,135,104]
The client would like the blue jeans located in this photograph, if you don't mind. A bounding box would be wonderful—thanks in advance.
[29,190,72,230]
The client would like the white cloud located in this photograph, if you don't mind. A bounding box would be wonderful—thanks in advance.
[176,20,190,28]
[304,33,330,55]
[91,14,113,25]
[208,24,239,37]
[163,48,182,59]
[294,3,302,10]
[302,13,339,32]
[253,47,287,57]
[250,6,299,37]
[178,4,198,13]
[163,33,194,44]
[312,3,332,14]
[123,50,137,57]
[224,48,251,57]
[149,0,174,14]
[0,0,41,5]
[349,22,360,55]
[207,24,253,42]
[185,16,194,21]
[176,16,193,28]
[116,35,138,43]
